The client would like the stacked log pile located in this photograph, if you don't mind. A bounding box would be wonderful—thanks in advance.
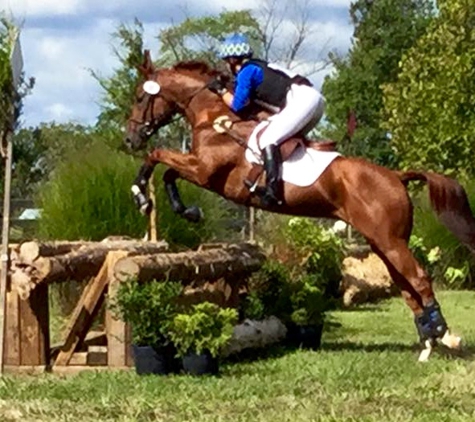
[9,238,169,299]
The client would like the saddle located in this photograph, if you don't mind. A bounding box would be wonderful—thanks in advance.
[243,126,337,191]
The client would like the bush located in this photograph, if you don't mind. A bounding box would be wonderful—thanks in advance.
[167,302,238,358]
[242,260,293,322]
[284,217,345,302]
[109,278,183,347]
[412,179,475,289]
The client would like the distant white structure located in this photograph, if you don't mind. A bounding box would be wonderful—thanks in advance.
[18,208,41,220]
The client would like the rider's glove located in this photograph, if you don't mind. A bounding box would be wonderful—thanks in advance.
[207,78,227,96]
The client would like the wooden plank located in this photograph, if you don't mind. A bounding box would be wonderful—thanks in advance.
[69,348,107,366]
[106,252,130,368]
[87,346,107,366]
[69,352,87,366]
[53,255,111,366]
[19,283,49,366]
[3,288,20,366]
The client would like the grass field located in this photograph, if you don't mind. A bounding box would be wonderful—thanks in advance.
[1,291,474,422]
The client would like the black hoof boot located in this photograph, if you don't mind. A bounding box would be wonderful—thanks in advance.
[415,301,448,343]
[182,206,203,223]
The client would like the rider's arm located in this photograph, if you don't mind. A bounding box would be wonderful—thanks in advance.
[222,65,264,112]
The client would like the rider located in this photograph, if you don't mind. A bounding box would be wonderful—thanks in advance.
[207,32,325,207]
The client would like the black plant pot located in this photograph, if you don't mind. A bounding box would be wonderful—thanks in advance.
[132,344,175,375]
[286,323,324,350]
[182,350,219,376]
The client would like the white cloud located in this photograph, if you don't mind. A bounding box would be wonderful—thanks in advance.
[0,0,82,17]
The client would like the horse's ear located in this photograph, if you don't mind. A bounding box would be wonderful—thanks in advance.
[138,49,155,79]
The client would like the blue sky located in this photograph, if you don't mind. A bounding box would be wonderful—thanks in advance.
[0,0,353,128]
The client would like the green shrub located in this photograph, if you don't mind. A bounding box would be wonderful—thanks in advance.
[108,278,183,347]
[412,180,475,289]
[284,217,345,301]
[242,260,293,322]
[167,302,238,358]
[290,274,327,326]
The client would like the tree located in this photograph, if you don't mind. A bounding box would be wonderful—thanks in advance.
[322,0,435,167]
[383,0,475,179]
[0,15,35,198]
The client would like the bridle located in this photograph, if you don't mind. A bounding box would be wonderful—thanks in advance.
[128,77,208,140]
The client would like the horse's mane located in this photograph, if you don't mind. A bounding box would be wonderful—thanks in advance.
[172,60,221,77]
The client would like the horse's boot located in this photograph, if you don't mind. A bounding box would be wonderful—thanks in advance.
[260,145,282,207]
[414,300,448,343]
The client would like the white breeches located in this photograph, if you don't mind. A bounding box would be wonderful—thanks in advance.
[258,84,325,149]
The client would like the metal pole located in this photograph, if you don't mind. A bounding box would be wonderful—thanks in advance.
[0,127,13,374]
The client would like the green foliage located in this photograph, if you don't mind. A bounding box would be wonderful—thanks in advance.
[167,302,238,358]
[243,260,293,322]
[285,217,344,299]
[412,181,475,289]
[383,0,475,178]
[109,278,183,346]
[290,274,327,326]
[322,0,434,166]
[37,141,147,240]
[93,19,145,137]
[0,15,15,129]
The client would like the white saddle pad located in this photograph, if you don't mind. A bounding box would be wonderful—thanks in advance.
[245,121,341,187]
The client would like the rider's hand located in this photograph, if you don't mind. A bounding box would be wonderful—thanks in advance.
[207,78,227,96]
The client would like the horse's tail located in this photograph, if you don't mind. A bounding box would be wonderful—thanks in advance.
[396,170,475,252]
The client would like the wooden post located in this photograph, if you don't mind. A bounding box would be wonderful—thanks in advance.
[148,178,158,242]
[3,284,50,370]
[0,135,13,373]
[0,31,23,374]
[106,251,133,368]
[248,207,255,242]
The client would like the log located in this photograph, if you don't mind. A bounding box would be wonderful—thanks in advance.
[19,240,94,264]
[113,243,265,284]
[223,316,287,357]
[30,240,169,285]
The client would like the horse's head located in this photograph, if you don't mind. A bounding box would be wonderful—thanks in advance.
[124,50,222,151]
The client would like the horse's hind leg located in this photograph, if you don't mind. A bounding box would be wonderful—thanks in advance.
[372,239,461,350]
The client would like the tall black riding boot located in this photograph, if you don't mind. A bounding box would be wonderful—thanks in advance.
[261,145,282,207]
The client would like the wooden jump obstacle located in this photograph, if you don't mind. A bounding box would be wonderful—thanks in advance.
[2,239,265,374]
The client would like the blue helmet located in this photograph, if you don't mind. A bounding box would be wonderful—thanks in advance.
[218,33,253,59]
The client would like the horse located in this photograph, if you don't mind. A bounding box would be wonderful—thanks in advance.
[124,50,475,360]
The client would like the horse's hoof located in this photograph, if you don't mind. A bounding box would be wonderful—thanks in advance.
[183,206,203,223]
[440,330,462,349]
[418,339,433,362]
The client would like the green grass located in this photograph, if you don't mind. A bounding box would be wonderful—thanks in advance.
[1,291,475,421]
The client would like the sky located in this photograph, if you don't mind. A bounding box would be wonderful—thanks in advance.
[0,0,354,128]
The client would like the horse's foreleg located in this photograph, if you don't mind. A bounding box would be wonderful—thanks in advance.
[163,168,203,223]
[132,149,211,222]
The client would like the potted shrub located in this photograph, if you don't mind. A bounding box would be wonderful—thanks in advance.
[109,278,183,375]
[287,274,327,350]
[167,302,238,376]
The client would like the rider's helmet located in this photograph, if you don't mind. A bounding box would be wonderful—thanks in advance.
[218,33,253,59]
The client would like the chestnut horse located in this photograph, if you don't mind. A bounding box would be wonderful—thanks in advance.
[125,51,475,359]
